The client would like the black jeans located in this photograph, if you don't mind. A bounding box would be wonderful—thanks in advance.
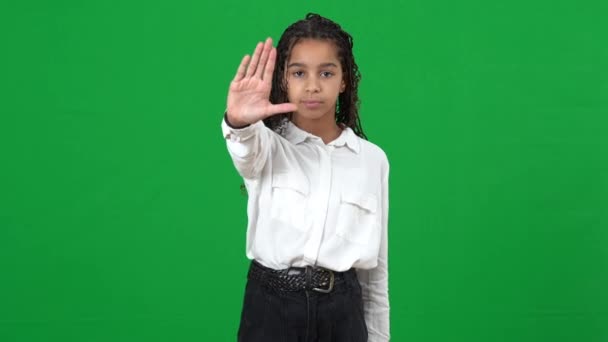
[237,261,368,342]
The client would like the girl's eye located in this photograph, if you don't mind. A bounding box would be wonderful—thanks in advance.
[292,71,333,78]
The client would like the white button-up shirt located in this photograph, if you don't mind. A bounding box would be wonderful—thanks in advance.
[221,116,390,341]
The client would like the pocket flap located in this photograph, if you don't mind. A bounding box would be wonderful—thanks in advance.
[271,173,309,196]
[341,191,378,213]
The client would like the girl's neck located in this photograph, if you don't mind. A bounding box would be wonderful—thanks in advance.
[291,113,343,145]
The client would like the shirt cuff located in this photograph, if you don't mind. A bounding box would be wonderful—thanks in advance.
[221,113,263,143]
[224,112,251,129]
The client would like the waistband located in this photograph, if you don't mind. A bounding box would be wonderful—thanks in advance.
[247,260,357,293]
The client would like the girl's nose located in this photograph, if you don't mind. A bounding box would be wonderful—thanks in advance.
[305,78,321,93]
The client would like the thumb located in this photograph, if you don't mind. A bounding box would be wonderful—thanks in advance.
[266,103,298,117]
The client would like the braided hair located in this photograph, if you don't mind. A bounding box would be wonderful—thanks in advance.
[240,14,365,195]
[263,13,367,140]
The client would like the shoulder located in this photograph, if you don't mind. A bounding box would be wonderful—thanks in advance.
[357,137,390,168]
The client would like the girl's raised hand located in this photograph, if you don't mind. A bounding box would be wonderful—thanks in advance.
[226,37,297,127]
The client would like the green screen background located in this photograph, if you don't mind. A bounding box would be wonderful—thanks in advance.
[1,0,607,341]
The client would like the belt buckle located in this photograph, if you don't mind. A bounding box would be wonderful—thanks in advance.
[313,270,335,293]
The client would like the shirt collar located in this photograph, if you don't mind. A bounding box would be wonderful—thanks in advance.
[283,120,361,154]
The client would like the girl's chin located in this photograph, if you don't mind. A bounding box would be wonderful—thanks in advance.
[292,111,329,121]
[294,107,330,116]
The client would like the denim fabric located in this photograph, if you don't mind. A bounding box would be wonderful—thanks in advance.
[237,261,368,342]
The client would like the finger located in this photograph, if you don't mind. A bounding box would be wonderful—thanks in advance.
[255,37,273,79]
[233,54,250,82]
[262,47,277,82]
[266,102,298,117]
[245,42,263,77]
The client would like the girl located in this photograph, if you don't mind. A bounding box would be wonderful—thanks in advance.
[221,13,390,342]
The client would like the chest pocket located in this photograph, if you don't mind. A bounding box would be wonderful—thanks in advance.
[335,190,379,244]
[269,173,311,232]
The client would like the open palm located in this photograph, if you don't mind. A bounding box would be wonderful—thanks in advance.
[226,37,297,126]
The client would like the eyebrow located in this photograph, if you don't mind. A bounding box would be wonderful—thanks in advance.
[287,62,339,69]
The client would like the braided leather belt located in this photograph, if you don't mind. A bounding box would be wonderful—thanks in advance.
[248,260,351,293]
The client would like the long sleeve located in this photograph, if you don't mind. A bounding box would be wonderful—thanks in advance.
[220,115,271,180]
[356,158,390,341]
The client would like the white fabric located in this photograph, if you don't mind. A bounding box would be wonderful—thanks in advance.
[221,116,390,341]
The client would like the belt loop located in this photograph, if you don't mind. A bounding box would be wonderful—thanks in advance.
[305,265,312,290]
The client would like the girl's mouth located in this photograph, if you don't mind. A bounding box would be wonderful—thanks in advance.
[302,100,322,109]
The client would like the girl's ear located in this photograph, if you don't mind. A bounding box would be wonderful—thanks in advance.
[340,79,346,93]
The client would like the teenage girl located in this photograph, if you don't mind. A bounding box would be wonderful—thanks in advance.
[221,13,390,342]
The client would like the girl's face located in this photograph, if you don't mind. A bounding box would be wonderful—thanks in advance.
[285,39,346,122]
